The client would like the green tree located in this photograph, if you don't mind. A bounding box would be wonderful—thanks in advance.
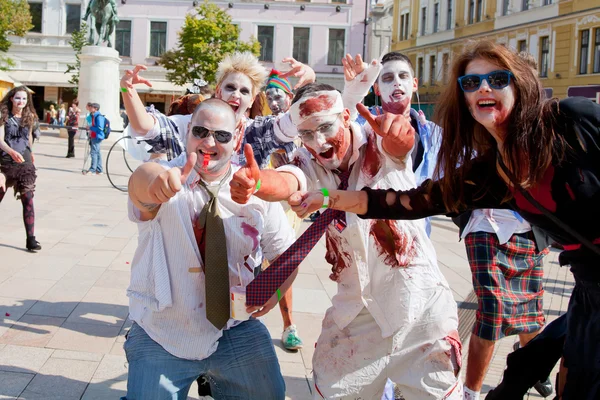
[65,22,89,94]
[0,0,33,70]
[159,1,260,86]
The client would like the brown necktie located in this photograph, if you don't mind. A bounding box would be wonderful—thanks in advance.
[197,169,231,330]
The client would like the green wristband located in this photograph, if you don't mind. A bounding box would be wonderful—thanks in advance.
[276,288,282,302]
[320,187,329,208]
[120,87,128,93]
[254,178,261,194]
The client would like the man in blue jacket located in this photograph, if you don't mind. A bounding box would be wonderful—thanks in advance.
[85,102,106,175]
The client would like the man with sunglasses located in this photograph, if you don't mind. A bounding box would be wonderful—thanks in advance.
[123,99,296,399]
[231,83,463,399]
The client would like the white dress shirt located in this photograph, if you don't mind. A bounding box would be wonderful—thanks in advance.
[127,155,295,360]
[461,209,531,245]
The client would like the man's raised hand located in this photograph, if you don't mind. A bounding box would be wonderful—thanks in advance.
[280,57,316,89]
[147,152,197,204]
[120,65,153,91]
[357,103,415,159]
[230,144,260,204]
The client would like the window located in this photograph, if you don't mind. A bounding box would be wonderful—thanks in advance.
[149,21,167,57]
[522,0,529,11]
[579,30,589,75]
[399,14,405,40]
[293,27,309,64]
[327,29,345,65]
[28,2,43,33]
[404,13,410,39]
[429,55,436,85]
[476,0,483,22]
[433,3,439,33]
[115,20,132,57]
[502,0,509,16]
[539,36,549,77]
[258,26,274,62]
[447,0,452,30]
[417,57,424,83]
[594,28,600,74]
[421,7,426,36]
[66,4,81,34]
[518,40,527,53]
[468,0,475,24]
[543,0,551,5]
[442,53,450,83]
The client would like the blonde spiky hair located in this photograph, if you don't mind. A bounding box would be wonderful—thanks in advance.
[215,52,268,98]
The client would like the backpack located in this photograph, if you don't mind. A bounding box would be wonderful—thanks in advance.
[91,113,111,139]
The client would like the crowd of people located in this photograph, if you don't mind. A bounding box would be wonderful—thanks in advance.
[1,37,597,400]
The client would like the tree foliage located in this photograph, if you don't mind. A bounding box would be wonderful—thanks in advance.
[65,22,89,94]
[159,1,261,86]
[0,0,33,70]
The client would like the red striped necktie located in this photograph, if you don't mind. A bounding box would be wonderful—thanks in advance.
[246,167,353,306]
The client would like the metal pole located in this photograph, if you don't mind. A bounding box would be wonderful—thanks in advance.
[362,0,369,60]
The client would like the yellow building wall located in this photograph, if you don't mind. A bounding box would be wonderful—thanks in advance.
[0,81,14,99]
[390,0,600,102]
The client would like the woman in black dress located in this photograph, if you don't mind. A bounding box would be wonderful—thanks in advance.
[0,86,41,251]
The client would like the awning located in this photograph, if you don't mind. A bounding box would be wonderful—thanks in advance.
[0,70,15,84]
[136,79,186,95]
[6,70,75,87]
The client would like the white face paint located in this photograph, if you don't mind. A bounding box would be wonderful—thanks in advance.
[376,60,417,115]
[265,87,291,115]
[216,72,254,122]
[11,91,28,112]
[297,113,350,170]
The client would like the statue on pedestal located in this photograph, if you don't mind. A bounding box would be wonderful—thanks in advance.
[83,0,119,47]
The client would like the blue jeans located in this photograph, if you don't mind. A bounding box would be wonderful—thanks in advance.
[89,138,103,173]
[121,320,285,400]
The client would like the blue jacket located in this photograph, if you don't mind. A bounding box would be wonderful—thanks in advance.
[90,111,106,140]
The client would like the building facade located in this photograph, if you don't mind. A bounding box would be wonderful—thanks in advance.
[390,0,600,111]
[368,0,394,62]
[6,0,368,118]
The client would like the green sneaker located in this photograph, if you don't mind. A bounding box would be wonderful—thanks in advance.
[282,325,304,350]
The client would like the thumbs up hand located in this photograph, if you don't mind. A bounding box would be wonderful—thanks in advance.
[147,152,197,204]
[230,144,261,204]
[357,103,415,159]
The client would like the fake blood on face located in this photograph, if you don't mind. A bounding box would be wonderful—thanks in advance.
[299,95,336,119]
[370,220,417,268]
[381,96,410,116]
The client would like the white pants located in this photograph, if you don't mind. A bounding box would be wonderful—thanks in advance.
[312,307,463,400]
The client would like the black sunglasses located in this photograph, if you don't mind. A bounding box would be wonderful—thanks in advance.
[191,126,233,144]
[457,70,513,92]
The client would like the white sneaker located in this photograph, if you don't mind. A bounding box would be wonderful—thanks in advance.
[281,325,303,350]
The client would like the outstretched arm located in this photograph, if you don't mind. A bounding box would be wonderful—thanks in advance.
[230,144,301,204]
[120,65,155,134]
[129,152,197,221]
[288,180,447,221]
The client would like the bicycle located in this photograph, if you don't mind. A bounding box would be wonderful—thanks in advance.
[105,133,145,192]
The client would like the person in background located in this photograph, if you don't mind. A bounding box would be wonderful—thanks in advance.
[66,99,81,158]
[58,103,66,126]
[83,102,105,176]
[0,86,42,252]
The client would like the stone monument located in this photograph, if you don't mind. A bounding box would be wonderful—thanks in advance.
[77,0,123,136]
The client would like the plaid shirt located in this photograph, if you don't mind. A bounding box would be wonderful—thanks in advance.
[236,116,297,169]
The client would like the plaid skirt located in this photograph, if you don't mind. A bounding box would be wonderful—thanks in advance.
[465,231,546,341]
